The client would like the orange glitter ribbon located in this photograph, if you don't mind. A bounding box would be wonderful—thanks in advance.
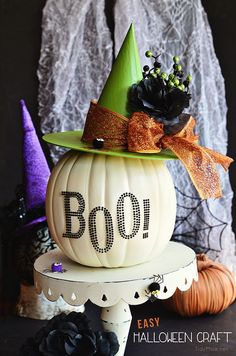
[82,102,233,199]
[82,101,128,148]
[128,112,233,199]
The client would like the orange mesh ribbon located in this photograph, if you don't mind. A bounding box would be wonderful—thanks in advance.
[82,102,233,199]
[82,101,128,148]
[128,112,233,199]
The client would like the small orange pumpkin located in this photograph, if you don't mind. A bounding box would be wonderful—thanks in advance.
[163,254,236,316]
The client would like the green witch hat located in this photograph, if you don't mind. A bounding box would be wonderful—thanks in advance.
[98,24,142,118]
[43,25,175,161]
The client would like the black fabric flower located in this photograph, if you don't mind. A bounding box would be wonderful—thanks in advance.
[130,76,191,126]
[39,321,97,356]
[37,313,97,356]
[19,312,120,356]
[0,185,26,243]
[43,312,89,335]
[0,184,46,233]
[96,331,120,356]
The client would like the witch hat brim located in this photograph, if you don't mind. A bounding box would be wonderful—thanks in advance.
[43,129,176,160]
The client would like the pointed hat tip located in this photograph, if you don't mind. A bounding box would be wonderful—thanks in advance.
[126,23,135,40]
[98,22,142,117]
[20,99,34,132]
[20,99,26,108]
[129,23,134,31]
[20,99,28,116]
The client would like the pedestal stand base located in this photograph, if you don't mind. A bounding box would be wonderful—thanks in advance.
[34,242,198,354]
[101,300,132,356]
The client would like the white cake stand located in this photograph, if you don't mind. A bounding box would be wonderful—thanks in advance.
[34,241,198,356]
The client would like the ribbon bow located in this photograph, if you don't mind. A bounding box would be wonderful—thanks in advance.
[128,112,233,199]
[82,102,233,199]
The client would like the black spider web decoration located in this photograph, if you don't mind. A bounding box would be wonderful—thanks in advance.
[171,187,228,256]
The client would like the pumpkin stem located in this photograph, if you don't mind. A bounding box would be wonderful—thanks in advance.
[197,253,216,271]
[197,253,207,261]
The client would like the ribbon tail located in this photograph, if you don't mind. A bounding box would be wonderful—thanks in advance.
[202,147,233,170]
[162,136,226,199]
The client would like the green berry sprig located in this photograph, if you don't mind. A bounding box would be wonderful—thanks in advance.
[168,55,192,92]
[143,50,162,78]
[142,50,192,94]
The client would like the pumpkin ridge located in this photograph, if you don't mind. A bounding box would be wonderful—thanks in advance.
[150,159,175,258]
[100,154,111,268]
[49,152,73,255]
[120,157,130,266]
[154,160,162,255]
[88,154,104,267]
[63,151,81,262]
[84,154,98,266]
[139,159,148,261]
[66,152,84,263]
[103,154,109,267]
[142,159,156,261]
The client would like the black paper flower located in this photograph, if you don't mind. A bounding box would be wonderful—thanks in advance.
[43,312,89,335]
[96,331,120,356]
[19,312,120,356]
[0,185,26,242]
[37,313,97,356]
[39,321,97,356]
[129,51,192,132]
[130,76,191,126]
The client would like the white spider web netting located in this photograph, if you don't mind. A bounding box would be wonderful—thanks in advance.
[38,0,235,269]
[38,0,113,160]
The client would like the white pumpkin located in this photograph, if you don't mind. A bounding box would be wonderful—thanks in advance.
[46,151,176,267]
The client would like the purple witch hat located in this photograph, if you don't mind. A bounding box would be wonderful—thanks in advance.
[20,100,50,228]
